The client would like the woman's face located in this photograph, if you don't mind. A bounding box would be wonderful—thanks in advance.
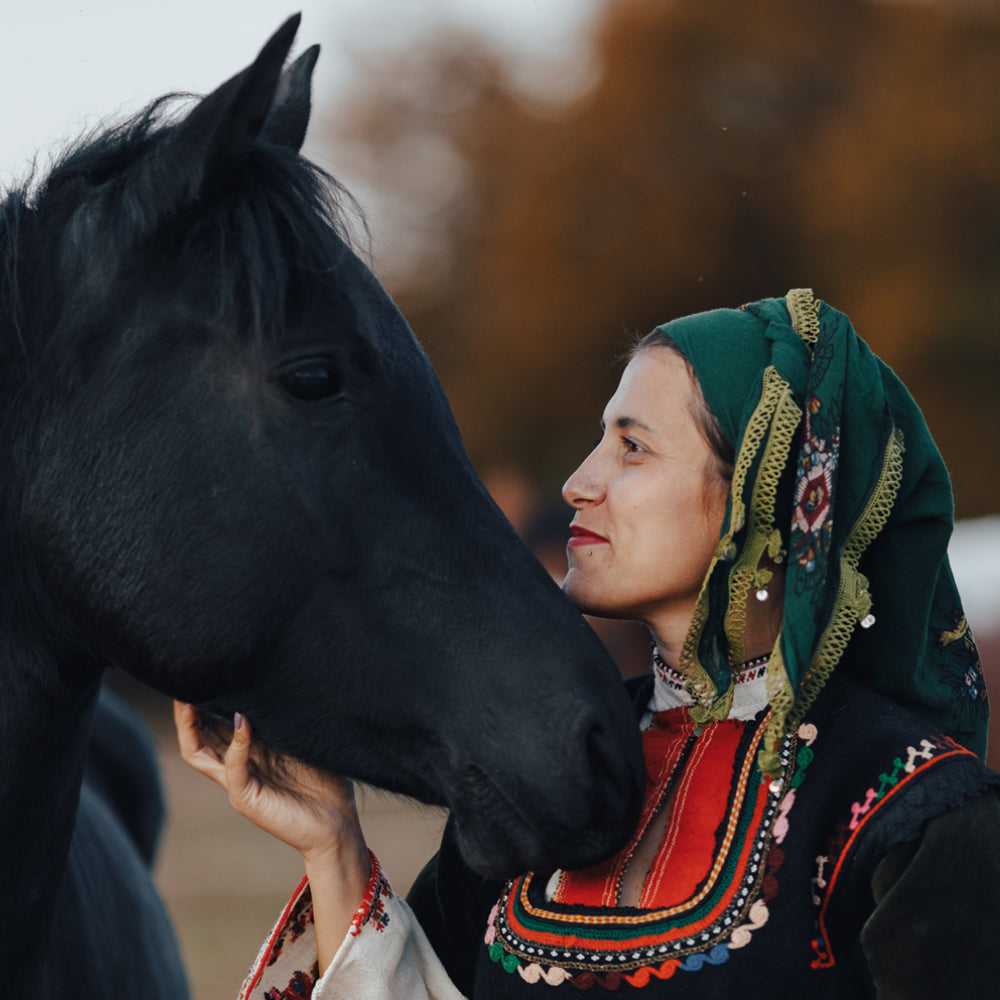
[561,349,728,635]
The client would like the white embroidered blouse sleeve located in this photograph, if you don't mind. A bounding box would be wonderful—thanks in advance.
[239,855,468,1000]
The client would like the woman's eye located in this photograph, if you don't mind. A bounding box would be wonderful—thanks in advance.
[277,360,342,401]
[623,437,640,453]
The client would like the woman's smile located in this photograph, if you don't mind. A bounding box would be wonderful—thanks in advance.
[567,524,610,549]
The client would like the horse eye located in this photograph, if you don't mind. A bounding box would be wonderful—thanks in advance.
[277,359,342,401]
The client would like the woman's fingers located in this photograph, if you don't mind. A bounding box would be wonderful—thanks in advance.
[223,712,257,810]
[173,699,199,756]
[173,701,231,789]
[174,702,268,820]
[174,701,364,858]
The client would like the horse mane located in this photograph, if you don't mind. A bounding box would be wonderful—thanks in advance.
[0,93,369,361]
[0,183,29,354]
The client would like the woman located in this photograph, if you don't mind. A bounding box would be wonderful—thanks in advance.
[177,290,1000,998]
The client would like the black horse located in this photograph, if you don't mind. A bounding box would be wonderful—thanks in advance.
[0,16,644,997]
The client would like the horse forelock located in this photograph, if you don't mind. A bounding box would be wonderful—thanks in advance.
[189,148,373,351]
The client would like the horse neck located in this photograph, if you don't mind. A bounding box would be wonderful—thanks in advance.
[0,631,101,981]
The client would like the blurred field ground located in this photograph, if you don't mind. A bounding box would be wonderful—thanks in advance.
[138,702,447,1000]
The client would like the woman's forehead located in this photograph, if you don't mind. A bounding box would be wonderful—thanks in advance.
[604,350,701,430]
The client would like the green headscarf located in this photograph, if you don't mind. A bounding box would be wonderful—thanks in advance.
[659,289,989,773]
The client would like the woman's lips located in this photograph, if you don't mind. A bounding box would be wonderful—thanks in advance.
[567,525,610,549]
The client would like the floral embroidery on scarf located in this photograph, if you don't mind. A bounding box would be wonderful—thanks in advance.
[790,395,840,583]
[936,612,989,730]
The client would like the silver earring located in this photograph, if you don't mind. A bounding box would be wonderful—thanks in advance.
[860,589,875,629]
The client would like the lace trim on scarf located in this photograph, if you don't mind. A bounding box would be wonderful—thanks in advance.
[786,287,820,348]
[724,378,800,666]
[761,291,904,772]
[680,366,802,732]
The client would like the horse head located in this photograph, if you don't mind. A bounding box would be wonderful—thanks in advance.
[0,16,643,879]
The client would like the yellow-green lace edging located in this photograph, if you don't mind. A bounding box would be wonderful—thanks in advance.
[760,425,906,772]
[723,372,802,664]
[683,366,797,724]
[787,287,821,352]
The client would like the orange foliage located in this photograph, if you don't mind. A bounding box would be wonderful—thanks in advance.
[325,0,1000,516]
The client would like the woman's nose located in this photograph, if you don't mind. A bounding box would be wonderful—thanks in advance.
[562,449,606,508]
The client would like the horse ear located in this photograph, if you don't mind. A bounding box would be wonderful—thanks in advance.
[259,45,320,152]
[164,14,302,196]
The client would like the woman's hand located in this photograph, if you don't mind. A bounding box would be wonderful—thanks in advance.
[173,701,362,862]
[174,701,372,970]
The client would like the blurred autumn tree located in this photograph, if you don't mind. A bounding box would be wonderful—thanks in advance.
[325,0,1000,516]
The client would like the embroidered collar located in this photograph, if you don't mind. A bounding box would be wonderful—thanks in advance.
[647,649,770,723]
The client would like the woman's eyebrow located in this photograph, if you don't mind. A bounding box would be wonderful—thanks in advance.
[598,416,656,433]
[613,416,656,433]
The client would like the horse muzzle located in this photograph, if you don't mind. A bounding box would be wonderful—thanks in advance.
[442,704,645,880]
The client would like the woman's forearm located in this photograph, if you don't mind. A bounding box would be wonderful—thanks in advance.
[303,837,373,974]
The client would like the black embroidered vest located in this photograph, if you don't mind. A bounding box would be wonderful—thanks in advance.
[461,673,998,998]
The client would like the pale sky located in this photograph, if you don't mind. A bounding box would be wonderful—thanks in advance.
[0,0,600,185]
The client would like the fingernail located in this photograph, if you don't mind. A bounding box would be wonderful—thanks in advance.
[234,712,245,731]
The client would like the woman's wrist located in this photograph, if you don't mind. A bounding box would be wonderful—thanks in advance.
[303,834,373,974]
[302,838,371,891]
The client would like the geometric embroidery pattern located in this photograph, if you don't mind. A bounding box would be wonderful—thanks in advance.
[488,709,801,987]
[809,733,977,968]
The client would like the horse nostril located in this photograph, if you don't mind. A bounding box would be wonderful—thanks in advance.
[463,762,487,785]
[458,762,500,811]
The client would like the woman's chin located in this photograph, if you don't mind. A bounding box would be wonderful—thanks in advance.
[560,570,589,609]
[562,574,617,619]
